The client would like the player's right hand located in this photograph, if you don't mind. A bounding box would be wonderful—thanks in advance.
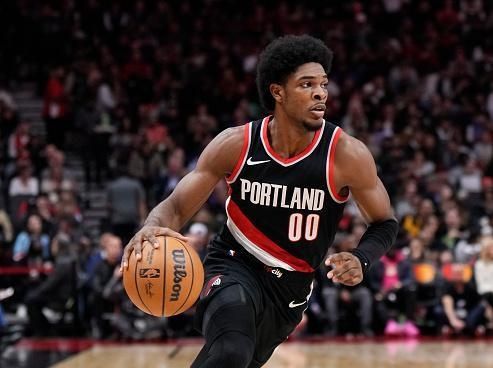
[120,226,189,272]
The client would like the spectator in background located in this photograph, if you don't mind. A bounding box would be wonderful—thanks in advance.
[474,236,493,329]
[95,71,116,115]
[440,264,486,336]
[7,121,30,161]
[455,226,482,263]
[436,207,464,255]
[0,87,18,140]
[91,105,117,186]
[122,47,153,105]
[408,151,436,180]
[341,93,368,136]
[74,99,103,188]
[79,233,108,288]
[88,234,122,338]
[107,159,146,245]
[141,104,169,152]
[369,247,419,337]
[24,233,77,336]
[186,103,218,151]
[155,147,187,202]
[488,87,493,121]
[0,287,17,347]
[394,179,420,220]
[34,194,56,235]
[408,237,428,263]
[55,191,82,225]
[109,109,135,159]
[0,200,13,257]
[128,136,164,204]
[41,154,76,205]
[457,157,483,201]
[474,131,493,169]
[435,183,458,215]
[479,178,493,218]
[12,214,51,264]
[185,222,209,260]
[43,67,69,149]
[8,161,38,198]
[402,198,436,238]
[77,233,107,326]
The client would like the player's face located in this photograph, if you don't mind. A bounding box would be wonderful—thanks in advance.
[281,62,328,130]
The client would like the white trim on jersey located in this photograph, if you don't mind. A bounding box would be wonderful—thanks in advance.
[225,198,295,270]
[326,126,350,204]
[260,117,325,167]
[226,219,296,271]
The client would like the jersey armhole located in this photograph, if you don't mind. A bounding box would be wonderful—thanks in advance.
[226,122,251,184]
[326,127,350,204]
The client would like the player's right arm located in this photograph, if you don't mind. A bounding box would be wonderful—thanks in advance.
[121,125,245,270]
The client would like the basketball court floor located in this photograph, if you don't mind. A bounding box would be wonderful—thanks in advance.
[3,338,493,368]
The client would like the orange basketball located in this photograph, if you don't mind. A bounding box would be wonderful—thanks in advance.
[123,236,204,317]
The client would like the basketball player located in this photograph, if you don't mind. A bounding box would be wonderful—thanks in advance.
[121,35,398,367]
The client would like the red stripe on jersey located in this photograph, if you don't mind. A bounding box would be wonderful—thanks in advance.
[227,199,314,272]
[226,123,251,183]
[262,116,323,165]
[328,128,349,203]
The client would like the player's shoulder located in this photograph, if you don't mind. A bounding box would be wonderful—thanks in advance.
[197,123,249,175]
[210,123,249,151]
[335,129,372,164]
[217,124,245,142]
[334,129,377,186]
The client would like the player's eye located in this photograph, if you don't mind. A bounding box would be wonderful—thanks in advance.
[301,82,311,88]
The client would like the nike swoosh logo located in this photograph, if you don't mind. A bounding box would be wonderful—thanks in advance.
[246,157,271,166]
[289,300,307,308]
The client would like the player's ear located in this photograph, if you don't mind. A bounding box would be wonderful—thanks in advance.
[270,83,284,104]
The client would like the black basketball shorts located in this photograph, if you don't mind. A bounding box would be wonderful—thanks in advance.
[194,236,314,366]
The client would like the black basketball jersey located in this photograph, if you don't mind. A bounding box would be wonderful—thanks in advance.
[218,116,349,272]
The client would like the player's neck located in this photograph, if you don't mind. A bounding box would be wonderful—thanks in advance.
[268,114,316,159]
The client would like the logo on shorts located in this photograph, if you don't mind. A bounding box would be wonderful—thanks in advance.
[201,275,223,298]
[212,278,222,287]
[139,268,161,278]
[264,266,283,278]
[289,300,306,308]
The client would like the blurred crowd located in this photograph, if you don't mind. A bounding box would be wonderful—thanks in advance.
[1,0,493,340]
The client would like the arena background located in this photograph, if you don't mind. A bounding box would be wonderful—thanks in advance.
[1,1,493,367]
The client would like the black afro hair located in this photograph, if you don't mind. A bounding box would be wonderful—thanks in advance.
[256,34,333,112]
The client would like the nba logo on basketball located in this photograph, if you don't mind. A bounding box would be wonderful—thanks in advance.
[139,268,161,278]
[123,235,204,317]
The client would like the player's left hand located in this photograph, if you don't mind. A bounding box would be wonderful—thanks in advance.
[325,252,363,286]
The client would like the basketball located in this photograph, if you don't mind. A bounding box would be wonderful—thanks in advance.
[123,236,204,317]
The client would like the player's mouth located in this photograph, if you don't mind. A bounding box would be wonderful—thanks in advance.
[309,104,326,119]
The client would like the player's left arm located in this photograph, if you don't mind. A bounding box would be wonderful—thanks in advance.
[326,131,398,286]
